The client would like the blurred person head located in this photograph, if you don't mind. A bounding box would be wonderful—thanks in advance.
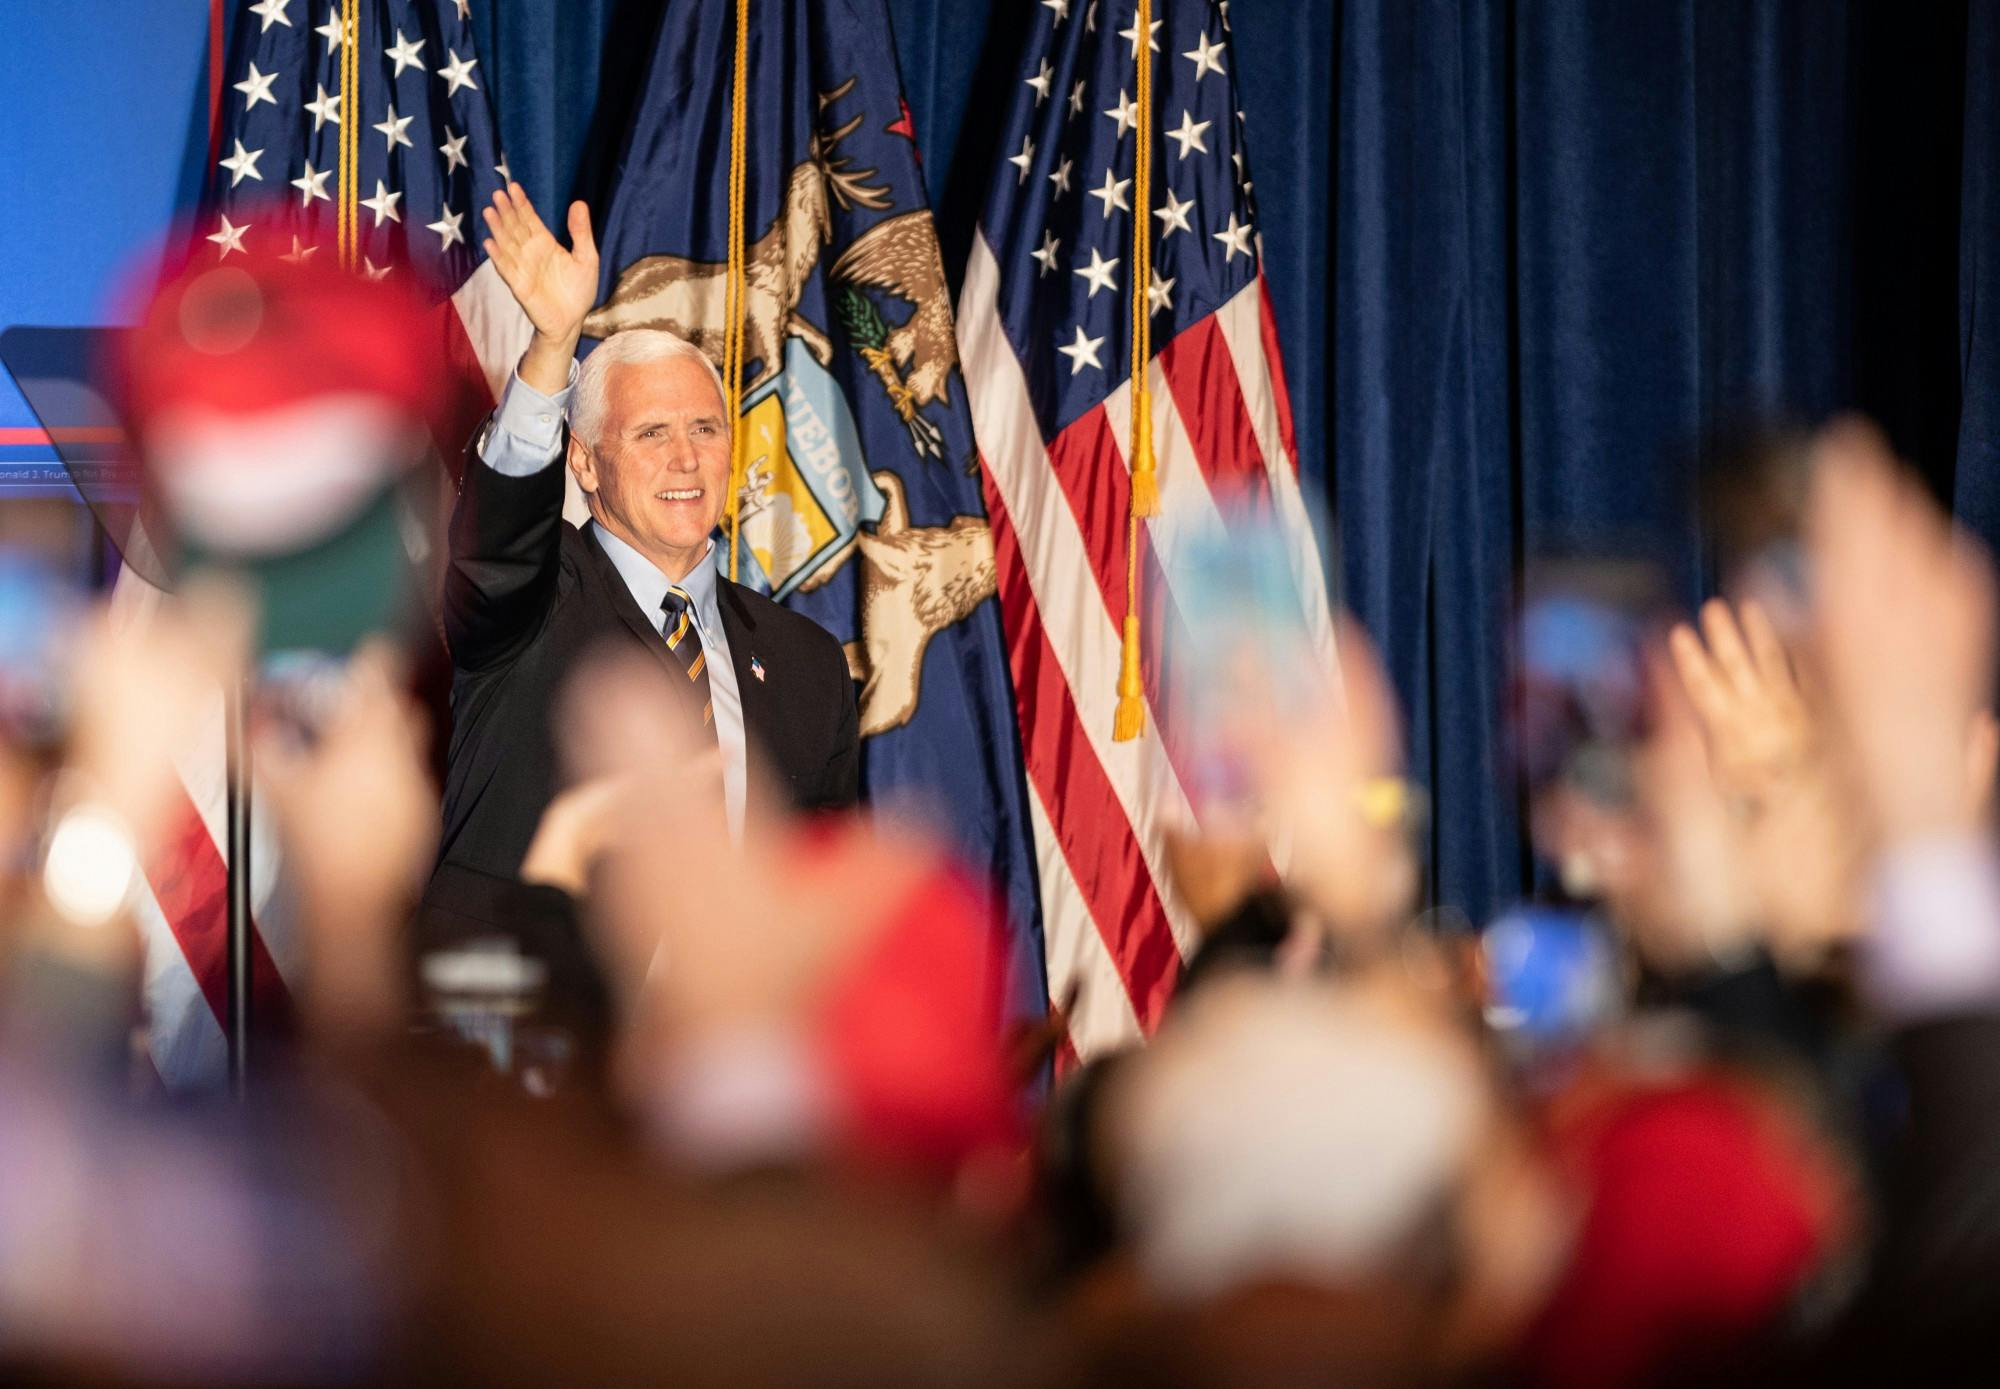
[1034,1048,1135,1281]
[566,330,731,581]
[119,248,439,559]
[1162,828,1412,1000]
[810,849,1026,1181]
[1091,974,1568,1386]
[1518,1053,1850,1389]
[116,248,442,665]
[1172,886,1301,998]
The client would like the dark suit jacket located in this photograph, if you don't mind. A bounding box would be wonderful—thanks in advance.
[422,429,858,934]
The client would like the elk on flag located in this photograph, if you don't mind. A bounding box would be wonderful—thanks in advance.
[959,0,1337,1059]
[584,0,1049,1028]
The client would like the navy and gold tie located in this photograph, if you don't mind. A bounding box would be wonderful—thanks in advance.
[659,586,716,738]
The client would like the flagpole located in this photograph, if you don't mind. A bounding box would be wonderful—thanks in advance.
[224,673,252,1096]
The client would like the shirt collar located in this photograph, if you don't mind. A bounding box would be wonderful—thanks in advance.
[589,521,720,629]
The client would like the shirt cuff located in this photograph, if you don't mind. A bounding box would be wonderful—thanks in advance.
[1866,834,2000,1022]
[479,364,577,477]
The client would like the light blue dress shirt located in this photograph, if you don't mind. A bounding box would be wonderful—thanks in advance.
[479,369,748,836]
[479,364,574,477]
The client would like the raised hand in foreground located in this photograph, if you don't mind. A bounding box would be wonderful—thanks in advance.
[256,643,436,1042]
[1807,420,1997,846]
[1232,617,1418,947]
[1667,598,1865,967]
[1668,598,1814,807]
[555,653,914,1043]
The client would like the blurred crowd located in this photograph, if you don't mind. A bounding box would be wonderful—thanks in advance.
[7,281,2000,1387]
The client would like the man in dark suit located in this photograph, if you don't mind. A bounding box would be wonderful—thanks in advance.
[421,184,857,951]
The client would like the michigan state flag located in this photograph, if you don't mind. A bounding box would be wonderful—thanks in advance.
[584,0,1048,1026]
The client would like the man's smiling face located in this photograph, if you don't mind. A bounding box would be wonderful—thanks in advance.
[570,354,731,580]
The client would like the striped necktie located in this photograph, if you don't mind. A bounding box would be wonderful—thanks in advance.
[659,586,716,739]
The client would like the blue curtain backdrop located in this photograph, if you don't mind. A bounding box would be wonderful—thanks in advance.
[380,1,2000,927]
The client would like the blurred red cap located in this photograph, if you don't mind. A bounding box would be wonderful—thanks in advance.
[118,246,441,435]
[1520,1071,1843,1389]
[112,246,448,556]
[813,858,1023,1177]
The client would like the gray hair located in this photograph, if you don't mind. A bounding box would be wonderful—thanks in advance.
[570,329,729,449]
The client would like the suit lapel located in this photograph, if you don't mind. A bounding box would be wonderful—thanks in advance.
[579,524,679,678]
[717,580,777,814]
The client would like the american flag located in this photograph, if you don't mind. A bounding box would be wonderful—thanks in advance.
[135,0,528,1086]
[959,0,1336,1058]
[200,0,530,441]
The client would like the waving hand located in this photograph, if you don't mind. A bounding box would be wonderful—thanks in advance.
[481,183,599,394]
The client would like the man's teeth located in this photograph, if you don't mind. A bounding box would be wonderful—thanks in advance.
[658,488,702,500]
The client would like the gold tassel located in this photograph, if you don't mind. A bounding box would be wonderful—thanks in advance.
[1115,0,1156,739]
[1130,390,1160,517]
[1113,614,1147,742]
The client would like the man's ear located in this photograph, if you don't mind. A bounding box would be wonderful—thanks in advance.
[567,432,598,495]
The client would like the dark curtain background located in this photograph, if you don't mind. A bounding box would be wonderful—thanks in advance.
[467,0,2000,932]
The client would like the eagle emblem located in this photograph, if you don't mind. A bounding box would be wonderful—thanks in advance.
[831,212,959,459]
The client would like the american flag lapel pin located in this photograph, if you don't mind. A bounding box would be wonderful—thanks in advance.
[750,655,766,682]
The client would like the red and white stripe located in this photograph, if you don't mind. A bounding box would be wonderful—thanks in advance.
[960,231,1334,1060]
[113,560,293,1086]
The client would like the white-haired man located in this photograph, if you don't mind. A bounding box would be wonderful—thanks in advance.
[421,186,857,953]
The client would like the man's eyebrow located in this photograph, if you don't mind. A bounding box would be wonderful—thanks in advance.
[626,412,725,434]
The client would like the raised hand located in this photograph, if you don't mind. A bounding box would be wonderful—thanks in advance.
[1668,597,1814,806]
[1808,419,1998,843]
[1232,617,1419,944]
[556,653,909,1041]
[1626,652,1761,971]
[480,184,599,393]
[1667,596,1864,966]
[257,643,437,1040]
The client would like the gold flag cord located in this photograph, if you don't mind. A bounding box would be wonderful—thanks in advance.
[1113,0,1157,743]
[722,0,751,582]
[336,0,359,267]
